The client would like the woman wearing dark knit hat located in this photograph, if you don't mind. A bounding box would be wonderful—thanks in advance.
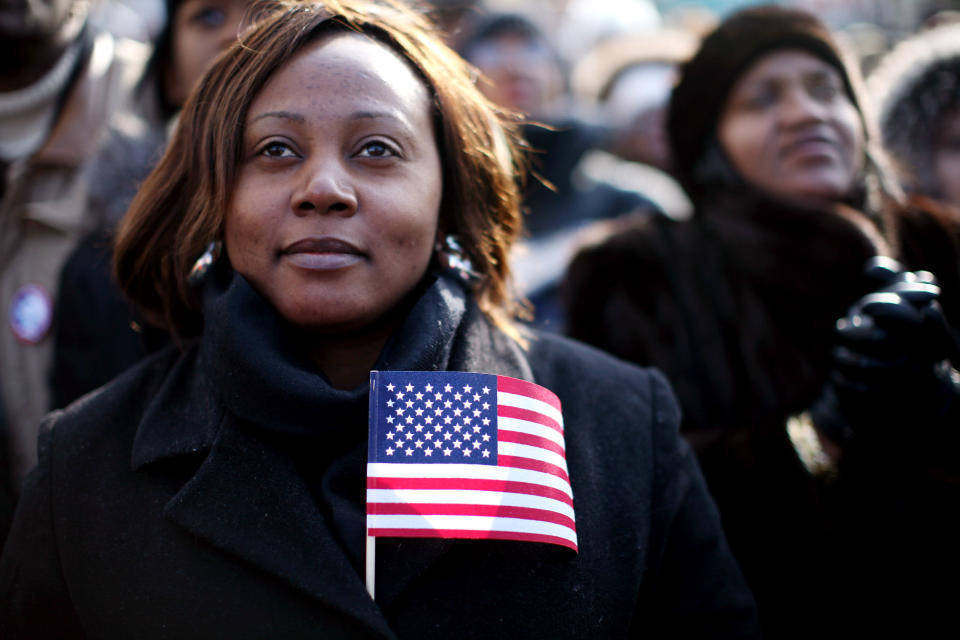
[868,21,960,208]
[563,5,960,638]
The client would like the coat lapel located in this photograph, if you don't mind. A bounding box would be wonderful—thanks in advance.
[131,348,396,639]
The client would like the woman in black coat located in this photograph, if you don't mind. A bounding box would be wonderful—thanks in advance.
[0,1,758,637]
[564,6,960,639]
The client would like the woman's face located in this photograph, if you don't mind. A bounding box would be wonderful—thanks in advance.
[467,32,564,117]
[933,108,960,207]
[717,49,864,204]
[165,0,251,107]
[226,32,443,334]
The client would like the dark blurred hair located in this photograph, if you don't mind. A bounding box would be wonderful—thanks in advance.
[115,0,528,339]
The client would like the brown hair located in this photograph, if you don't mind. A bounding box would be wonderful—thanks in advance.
[115,0,527,339]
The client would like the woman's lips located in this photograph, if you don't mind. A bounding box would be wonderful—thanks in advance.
[782,132,839,161]
[281,237,365,270]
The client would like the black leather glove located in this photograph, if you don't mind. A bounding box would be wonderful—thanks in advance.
[811,257,960,456]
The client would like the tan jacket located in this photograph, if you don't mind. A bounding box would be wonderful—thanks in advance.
[0,31,148,490]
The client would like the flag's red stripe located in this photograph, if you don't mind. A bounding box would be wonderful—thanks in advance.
[367,503,576,530]
[497,430,566,457]
[497,376,562,412]
[497,405,562,434]
[366,476,573,507]
[367,527,578,552]
[498,455,570,483]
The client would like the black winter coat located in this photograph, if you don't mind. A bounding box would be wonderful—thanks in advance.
[564,190,960,638]
[0,273,758,639]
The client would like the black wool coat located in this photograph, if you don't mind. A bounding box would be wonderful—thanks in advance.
[0,274,758,639]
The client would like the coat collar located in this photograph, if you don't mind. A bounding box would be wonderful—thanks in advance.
[128,276,533,636]
[131,345,396,638]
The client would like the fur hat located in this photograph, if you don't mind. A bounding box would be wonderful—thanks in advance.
[867,23,960,198]
[667,5,868,197]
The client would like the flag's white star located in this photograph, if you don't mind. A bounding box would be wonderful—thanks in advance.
[443,448,452,456]
[482,418,491,426]
[396,408,404,416]
[386,416,394,424]
[444,384,452,392]
[482,386,490,394]
[453,424,462,432]
[462,449,471,457]
[414,424,424,432]
[482,434,491,442]
[405,383,414,392]
[405,432,414,440]
[444,416,453,424]
[473,394,481,402]
[386,432,394,440]
[482,449,491,458]
[454,392,462,401]
[386,383,395,392]
[464,384,472,393]
[464,417,472,425]
[443,432,453,440]
[425,384,433,392]
[415,439,424,448]
[425,400,434,408]
[424,432,433,440]
[424,448,433,456]
[386,447,394,455]
[482,402,490,410]
[405,416,413,424]
[453,440,462,448]
[415,408,424,416]
[405,448,414,456]
[405,400,414,408]
[473,441,481,449]
[395,391,404,400]
[386,399,394,407]
[473,426,481,433]
[415,392,424,400]
[453,408,462,417]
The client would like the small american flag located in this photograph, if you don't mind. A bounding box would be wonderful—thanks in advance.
[366,370,577,552]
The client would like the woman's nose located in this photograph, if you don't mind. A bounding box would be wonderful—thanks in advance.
[780,86,827,126]
[293,161,358,216]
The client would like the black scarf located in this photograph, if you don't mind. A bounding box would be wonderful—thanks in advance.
[197,268,530,573]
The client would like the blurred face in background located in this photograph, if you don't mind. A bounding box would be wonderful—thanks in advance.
[165,0,251,107]
[717,49,863,205]
[466,31,564,117]
[933,108,960,207]
[0,0,80,86]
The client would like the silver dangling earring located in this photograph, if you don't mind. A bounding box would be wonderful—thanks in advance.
[436,234,480,282]
[187,241,222,287]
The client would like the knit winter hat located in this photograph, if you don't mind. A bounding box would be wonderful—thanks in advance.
[668,5,867,196]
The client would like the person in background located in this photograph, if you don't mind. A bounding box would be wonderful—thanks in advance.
[570,28,699,220]
[869,21,960,209]
[457,11,657,330]
[50,0,252,409]
[0,0,148,543]
[563,6,960,638]
[0,1,759,636]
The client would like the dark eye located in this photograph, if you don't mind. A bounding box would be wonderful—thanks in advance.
[258,141,296,158]
[357,140,398,158]
[743,89,777,110]
[808,78,841,102]
[191,6,226,28]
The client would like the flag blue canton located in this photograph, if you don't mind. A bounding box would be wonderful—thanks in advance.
[369,371,498,465]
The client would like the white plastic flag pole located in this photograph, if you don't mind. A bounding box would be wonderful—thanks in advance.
[365,533,376,600]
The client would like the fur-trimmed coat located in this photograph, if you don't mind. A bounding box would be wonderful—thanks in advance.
[563,190,960,638]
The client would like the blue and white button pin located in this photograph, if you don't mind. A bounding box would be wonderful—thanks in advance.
[9,283,53,345]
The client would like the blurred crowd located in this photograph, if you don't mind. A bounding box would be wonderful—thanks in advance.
[1,0,959,636]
